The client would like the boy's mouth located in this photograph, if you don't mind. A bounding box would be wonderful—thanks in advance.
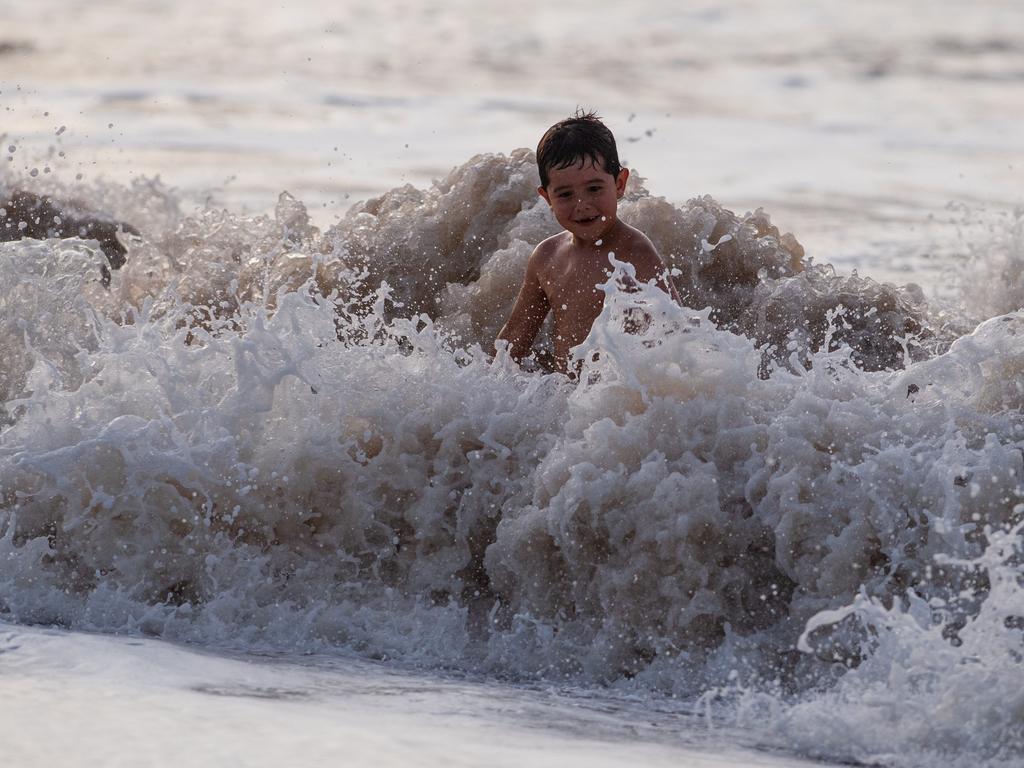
[574,216,600,224]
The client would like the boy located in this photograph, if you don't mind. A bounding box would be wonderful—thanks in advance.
[496,111,679,374]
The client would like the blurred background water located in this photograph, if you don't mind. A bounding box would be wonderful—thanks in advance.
[3,0,1022,291]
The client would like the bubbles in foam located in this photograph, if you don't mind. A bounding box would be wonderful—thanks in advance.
[755,522,1024,767]
[0,239,110,417]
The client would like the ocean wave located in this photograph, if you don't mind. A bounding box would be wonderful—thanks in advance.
[1,153,1022,765]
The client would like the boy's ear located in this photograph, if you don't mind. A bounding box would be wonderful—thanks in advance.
[537,185,551,205]
[615,168,629,199]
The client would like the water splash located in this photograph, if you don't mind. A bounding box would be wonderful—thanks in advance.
[1,153,1023,767]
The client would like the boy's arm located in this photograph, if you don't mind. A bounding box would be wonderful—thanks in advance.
[495,249,551,361]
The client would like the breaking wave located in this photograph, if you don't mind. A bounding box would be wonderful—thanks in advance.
[1,152,1022,766]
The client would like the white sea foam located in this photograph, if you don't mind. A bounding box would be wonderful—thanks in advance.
[1,155,1023,766]
[952,206,1024,322]
[743,522,1024,767]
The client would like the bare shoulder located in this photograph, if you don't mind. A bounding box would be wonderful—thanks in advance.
[614,221,677,299]
[529,231,570,274]
[618,221,660,259]
[613,221,664,273]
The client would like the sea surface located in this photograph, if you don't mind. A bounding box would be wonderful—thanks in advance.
[1,1,1023,766]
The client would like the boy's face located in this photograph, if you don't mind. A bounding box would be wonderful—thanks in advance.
[538,156,628,243]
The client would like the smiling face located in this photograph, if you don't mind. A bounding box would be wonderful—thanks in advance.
[538,156,629,244]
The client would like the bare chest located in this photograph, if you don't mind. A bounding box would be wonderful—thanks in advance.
[542,256,611,313]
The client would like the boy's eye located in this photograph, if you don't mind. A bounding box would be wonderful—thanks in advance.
[588,186,602,193]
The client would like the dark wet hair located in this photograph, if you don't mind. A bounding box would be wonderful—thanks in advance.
[536,109,622,189]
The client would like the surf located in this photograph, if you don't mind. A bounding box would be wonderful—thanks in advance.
[1,151,1022,766]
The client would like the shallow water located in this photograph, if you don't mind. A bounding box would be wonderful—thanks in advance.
[1,2,1023,767]
[1,622,830,768]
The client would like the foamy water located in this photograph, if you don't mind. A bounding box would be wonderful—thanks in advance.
[2,2,1024,766]
[1,151,1023,766]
